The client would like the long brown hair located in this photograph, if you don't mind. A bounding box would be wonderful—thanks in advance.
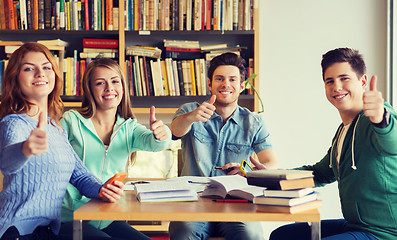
[0,42,64,124]
[78,57,135,120]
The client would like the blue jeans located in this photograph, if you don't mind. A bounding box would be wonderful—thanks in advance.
[1,226,57,240]
[58,221,151,240]
[169,221,263,240]
[269,219,377,240]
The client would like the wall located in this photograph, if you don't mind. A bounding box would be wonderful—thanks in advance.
[258,0,387,239]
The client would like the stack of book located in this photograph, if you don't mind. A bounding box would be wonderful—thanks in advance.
[163,39,202,60]
[134,180,198,203]
[247,169,322,213]
[80,38,118,59]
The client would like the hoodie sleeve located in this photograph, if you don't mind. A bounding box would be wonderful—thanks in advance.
[371,104,397,155]
[128,121,171,152]
[296,147,336,187]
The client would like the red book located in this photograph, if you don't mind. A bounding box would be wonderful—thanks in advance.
[84,0,89,30]
[205,0,211,30]
[165,47,201,52]
[83,38,119,49]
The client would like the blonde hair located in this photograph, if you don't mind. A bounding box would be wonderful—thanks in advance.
[78,58,135,119]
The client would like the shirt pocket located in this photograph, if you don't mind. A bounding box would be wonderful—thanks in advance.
[225,143,252,161]
[193,130,214,144]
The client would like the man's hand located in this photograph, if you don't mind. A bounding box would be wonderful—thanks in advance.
[188,95,216,123]
[99,179,124,202]
[250,156,266,170]
[363,75,385,124]
[22,112,48,157]
[149,106,169,141]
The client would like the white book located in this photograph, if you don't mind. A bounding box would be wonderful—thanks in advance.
[165,58,175,96]
[263,188,314,198]
[172,60,180,96]
[20,0,28,30]
[254,192,318,207]
[133,56,142,96]
[134,180,198,202]
[199,58,207,95]
[194,59,201,95]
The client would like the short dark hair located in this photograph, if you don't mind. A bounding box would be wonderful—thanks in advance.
[207,52,246,84]
[321,48,366,80]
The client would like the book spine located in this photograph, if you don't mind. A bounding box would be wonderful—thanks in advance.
[44,0,51,28]
[83,39,118,48]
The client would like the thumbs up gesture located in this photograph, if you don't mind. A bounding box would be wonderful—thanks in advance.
[189,95,216,123]
[22,111,48,157]
[149,106,169,141]
[363,75,385,124]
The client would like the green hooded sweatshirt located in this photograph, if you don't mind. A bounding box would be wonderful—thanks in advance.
[300,103,397,240]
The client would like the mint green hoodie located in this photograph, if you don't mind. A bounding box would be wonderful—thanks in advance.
[300,103,397,240]
[60,110,171,229]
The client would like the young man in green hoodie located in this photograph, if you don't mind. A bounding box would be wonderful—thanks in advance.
[253,48,397,240]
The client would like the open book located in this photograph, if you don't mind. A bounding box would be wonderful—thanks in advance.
[201,175,266,201]
[134,180,198,202]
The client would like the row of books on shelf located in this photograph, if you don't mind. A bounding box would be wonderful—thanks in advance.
[124,0,254,31]
[0,38,254,96]
[132,170,322,214]
[0,0,254,31]
[0,0,118,30]
[125,56,209,97]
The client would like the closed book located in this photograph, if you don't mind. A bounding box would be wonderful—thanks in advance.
[253,192,318,207]
[79,52,118,58]
[165,46,201,52]
[176,61,185,96]
[246,169,314,180]
[255,200,322,214]
[0,0,6,29]
[247,177,315,190]
[263,188,314,198]
[134,180,198,203]
[83,38,118,48]
[165,51,201,60]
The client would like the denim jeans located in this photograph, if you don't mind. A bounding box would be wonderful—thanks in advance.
[269,219,377,240]
[169,221,264,240]
[1,226,57,240]
[58,221,151,240]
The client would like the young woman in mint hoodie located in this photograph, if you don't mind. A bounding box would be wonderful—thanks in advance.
[0,43,124,240]
[58,58,171,240]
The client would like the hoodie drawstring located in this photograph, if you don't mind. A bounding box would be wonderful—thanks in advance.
[329,116,359,170]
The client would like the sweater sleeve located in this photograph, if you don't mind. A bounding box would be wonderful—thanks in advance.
[69,149,103,199]
[0,118,31,174]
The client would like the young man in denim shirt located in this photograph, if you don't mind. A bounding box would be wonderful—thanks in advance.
[169,52,278,240]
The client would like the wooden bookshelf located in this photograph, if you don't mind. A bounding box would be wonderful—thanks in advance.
[0,0,260,113]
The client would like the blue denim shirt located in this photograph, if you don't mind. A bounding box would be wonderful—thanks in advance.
[173,102,273,177]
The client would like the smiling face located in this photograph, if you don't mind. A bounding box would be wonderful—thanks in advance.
[208,65,245,107]
[18,51,55,104]
[90,67,123,111]
[324,62,367,120]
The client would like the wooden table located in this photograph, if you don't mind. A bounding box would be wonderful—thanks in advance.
[73,191,321,240]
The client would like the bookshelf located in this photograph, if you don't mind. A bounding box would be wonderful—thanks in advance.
[0,0,260,113]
